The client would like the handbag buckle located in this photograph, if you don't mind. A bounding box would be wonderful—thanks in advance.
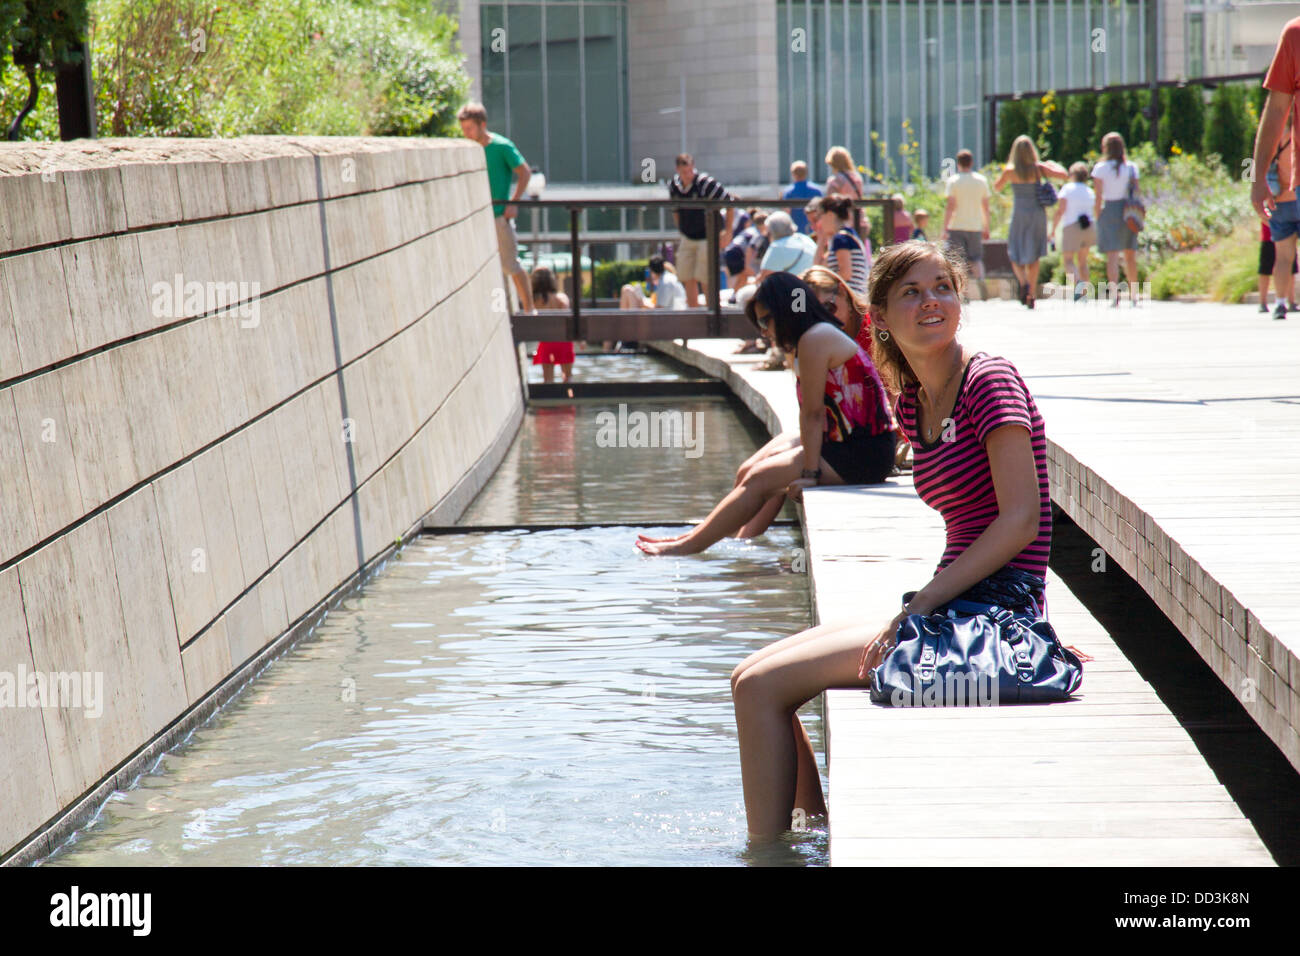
[917,644,937,682]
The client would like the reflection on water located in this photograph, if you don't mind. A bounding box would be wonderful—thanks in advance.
[464,397,779,527]
[524,350,697,385]
[44,396,821,867]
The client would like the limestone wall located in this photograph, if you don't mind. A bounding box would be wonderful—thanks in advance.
[0,136,521,860]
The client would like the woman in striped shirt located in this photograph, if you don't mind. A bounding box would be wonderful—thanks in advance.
[731,240,1051,842]
[814,196,871,299]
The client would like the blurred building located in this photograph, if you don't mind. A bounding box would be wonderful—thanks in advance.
[454,0,1300,186]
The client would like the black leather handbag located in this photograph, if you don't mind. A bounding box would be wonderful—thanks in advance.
[869,568,1083,707]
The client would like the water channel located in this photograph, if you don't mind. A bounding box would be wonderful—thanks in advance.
[43,355,825,866]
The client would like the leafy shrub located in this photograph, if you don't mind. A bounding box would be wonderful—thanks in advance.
[1149,249,1213,299]
[591,259,649,299]
[3,0,469,139]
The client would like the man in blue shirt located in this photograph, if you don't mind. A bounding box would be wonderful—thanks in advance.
[782,161,823,235]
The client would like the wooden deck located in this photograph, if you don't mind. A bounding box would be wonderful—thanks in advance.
[656,298,1290,866]
[808,484,1274,867]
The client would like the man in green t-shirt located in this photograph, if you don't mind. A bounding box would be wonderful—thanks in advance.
[458,102,534,313]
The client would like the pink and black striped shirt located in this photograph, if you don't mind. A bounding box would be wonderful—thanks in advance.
[896,353,1051,579]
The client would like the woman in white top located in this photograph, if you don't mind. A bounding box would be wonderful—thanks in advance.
[1091,131,1141,307]
[1052,162,1098,302]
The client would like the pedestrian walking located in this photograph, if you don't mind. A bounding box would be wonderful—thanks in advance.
[941,148,991,287]
[994,135,1068,309]
[1091,132,1142,308]
[1052,162,1098,301]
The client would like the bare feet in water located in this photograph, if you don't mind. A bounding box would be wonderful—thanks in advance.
[635,530,688,544]
[635,535,704,556]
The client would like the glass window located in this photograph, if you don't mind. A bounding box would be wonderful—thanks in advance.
[506,5,544,170]
[480,2,628,185]
[584,4,624,182]
[1188,11,1204,78]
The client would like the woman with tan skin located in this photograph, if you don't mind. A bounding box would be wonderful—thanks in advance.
[728,267,880,540]
[731,241,1052,841]
[635,273,894,557]
[994,135,1068,309]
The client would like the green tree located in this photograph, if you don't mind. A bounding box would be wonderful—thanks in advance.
[1060,90,1098,162]
[1159,84,1205,156]
[1,0,90,138]
[1204,83,1249,172]
[1093,89,1131,148]
[996,97,1033,162]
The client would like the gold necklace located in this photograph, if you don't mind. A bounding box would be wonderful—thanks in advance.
[919,352,965,441]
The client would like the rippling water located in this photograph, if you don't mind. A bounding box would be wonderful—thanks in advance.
[44,392,823,866]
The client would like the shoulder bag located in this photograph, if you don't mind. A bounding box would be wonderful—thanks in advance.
[1036,175,1058,208]
[869,567,1084,707]
[1123,164,1145,233]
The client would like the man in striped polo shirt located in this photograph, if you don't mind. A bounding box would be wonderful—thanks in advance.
[669,154,735,308]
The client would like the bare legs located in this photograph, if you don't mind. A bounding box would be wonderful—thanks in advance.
[539,363,572,384]
[731,618,874,840]
[636,446,829,555]
[1066,247,1090,298]
[1105,249,1140,305]
[639,432,800,546]
[1009,260,1039,305]
[509,267,534,313]
[1273,236,1297,308]
[619,283,650,310]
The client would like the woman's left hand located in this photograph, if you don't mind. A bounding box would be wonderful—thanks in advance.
[784,477,817,502]
[858,611,908,679]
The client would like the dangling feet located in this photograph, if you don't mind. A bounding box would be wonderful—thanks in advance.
[636,534,704,556]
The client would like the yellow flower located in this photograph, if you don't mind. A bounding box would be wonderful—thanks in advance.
[1171,143,1182,155]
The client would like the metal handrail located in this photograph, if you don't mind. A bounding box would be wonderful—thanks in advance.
[509,195,900,342]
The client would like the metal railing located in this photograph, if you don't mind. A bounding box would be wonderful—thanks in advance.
[508,196,901,343]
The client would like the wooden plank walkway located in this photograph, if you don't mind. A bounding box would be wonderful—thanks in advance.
[808,485,1274,867]
[655,309,1281,866]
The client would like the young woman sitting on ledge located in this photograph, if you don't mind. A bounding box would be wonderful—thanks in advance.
[635,272,896,556]
[729,240,1054,841]
[727,266,886,539]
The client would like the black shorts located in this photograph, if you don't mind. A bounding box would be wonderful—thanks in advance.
[1259,240,1298,275]
[722,245,746,277]
[821,429,896,485]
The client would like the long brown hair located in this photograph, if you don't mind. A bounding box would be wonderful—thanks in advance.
[1102,130,1127,172]
[801,265,869,343]
[1009,134,1040,181]
[867,240,968,391]
[531,266,559,304]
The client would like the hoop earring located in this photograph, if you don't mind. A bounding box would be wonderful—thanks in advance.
[877,329,890,342]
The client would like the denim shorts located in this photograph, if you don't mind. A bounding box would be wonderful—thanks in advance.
[1271,199,1300,243]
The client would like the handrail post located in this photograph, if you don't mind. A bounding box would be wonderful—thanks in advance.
[569,207,581,342]
[705,204,720,337]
